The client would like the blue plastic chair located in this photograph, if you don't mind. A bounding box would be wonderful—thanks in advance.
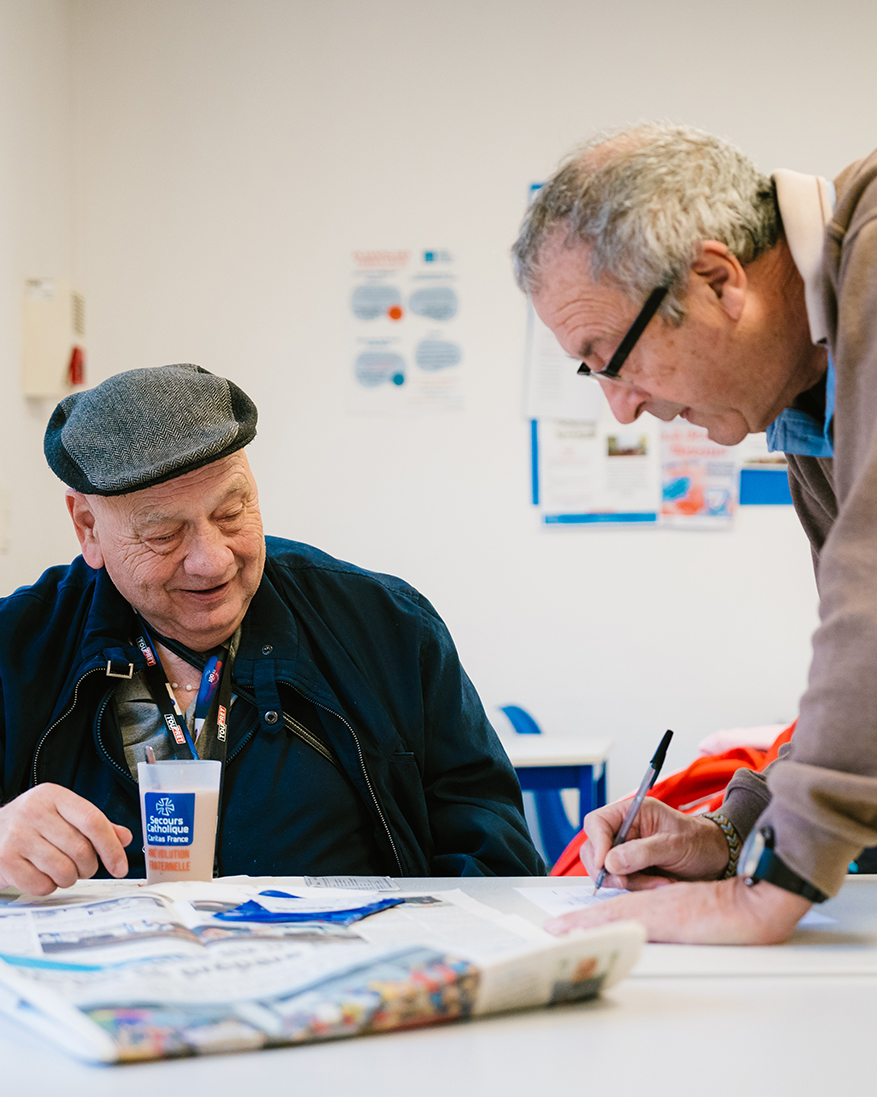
[500,704,577,867]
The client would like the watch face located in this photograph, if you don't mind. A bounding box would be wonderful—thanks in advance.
[738,827,766,879]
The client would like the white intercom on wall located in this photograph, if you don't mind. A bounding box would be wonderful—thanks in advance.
[21,277,85,398]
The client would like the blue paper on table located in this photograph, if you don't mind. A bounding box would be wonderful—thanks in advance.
[212,890,404,925]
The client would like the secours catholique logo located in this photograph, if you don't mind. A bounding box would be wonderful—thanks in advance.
[145,792,195,846]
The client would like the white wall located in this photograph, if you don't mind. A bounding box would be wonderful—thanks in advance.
[12,0,877,797]
[0,1,81,590]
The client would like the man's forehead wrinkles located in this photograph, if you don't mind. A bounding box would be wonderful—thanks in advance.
[131,509,183,530]
[552,291,619,348]
[130,476,251,527]
[548,302,597,358]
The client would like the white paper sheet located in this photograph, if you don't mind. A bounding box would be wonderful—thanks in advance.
[515,886,859,979]
[524,305,603,421]
[515,884,628,916]
[517,884,836,928]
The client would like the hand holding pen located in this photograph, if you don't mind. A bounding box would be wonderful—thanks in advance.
[592,730,673,892]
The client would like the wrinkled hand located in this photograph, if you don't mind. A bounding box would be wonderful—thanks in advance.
[545,876,812,945]
[580,798,730,889]
[0,784,131,895]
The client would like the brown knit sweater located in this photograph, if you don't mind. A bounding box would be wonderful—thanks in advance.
[724,149,877,896]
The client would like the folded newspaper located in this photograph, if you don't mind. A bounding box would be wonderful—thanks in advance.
[0,879,643,1063]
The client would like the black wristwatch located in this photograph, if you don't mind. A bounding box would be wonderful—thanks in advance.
[737,825,829,903]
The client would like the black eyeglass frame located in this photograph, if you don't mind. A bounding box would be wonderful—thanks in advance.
[577,285,670,381]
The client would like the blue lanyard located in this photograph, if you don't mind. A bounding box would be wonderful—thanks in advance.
[135,620,237,762]
[194,654,223,739]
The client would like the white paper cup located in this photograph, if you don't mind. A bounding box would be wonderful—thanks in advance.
[137,760,221,883]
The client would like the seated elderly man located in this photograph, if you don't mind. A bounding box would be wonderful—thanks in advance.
[0,364,542,894]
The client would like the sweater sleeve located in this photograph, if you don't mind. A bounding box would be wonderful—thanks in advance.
[762,211,877,895]
[721,767,772,844]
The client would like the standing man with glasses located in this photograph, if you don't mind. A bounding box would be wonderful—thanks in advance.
[512,123,877,944]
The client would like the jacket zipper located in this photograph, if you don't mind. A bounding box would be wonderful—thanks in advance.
[94,689,136,783]
[31,666,106,787]
[219,689,404,873]
[137,631,337,770]
[281,712,337,768]
[231,682,337,769]
[31,663,404,876]
[33,670,334,781]
[281,680,403,876]
[226,706,261,764]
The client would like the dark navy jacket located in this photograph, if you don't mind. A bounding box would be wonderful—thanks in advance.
[0,537,543,878]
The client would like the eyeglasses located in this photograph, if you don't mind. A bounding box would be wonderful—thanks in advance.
[577,285,669,383]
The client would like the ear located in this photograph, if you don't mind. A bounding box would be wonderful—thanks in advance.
[691,241,747,322]
[66,491,105,569]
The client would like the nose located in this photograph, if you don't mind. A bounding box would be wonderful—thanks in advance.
[183,520,234,579]
[600,380,647,424]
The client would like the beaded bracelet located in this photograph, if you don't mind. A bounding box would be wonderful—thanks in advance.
[702,810,742,879]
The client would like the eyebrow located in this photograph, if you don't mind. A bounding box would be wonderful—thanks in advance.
[134,479,252,530]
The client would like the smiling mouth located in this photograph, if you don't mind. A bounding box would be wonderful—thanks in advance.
[180,581,231,598]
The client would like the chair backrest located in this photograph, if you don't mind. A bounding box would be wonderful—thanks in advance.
[499,705,576,867]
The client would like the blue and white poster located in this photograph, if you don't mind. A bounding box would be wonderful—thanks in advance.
[347,248,463,415]
[533,409,662,526]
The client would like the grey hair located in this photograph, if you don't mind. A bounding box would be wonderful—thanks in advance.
[512,123,780,323]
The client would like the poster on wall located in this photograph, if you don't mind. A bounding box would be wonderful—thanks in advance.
[532,411,754,528]
[347,249,463,416]
[660,421,738,529]
[735,431,792,505]
[524,303,603,422]
[522,275,790,523]
[533,407,662,526]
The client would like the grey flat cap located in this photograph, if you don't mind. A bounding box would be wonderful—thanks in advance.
[44,364,258,495]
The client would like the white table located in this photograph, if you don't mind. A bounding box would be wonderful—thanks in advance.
[497,734,613,824]
[2,875,874,1097]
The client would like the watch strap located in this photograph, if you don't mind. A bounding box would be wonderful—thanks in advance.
[703,811,742,879]
[754,847,829,903]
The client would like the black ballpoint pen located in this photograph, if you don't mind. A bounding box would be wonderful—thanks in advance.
[593,729,673,892]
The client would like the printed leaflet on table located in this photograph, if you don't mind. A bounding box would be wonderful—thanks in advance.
[0,880,642,1063]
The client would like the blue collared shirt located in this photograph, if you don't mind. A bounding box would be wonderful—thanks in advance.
[765,356,835,457]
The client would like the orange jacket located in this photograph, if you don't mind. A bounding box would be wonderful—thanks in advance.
[550,722,796,877]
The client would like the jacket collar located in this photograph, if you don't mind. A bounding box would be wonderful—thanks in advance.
[78,556,357,723]
[233,567,351,714]
[78,565,147,672]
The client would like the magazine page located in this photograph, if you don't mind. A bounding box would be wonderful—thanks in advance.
[0,892,204,965]
[472,922,644,1015]
[353,889,549,958]
[0,882,643,1064]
